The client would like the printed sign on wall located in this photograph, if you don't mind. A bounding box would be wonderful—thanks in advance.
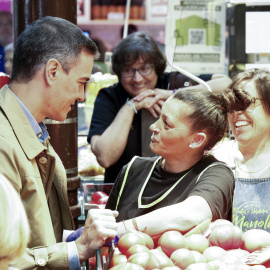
[147,0,168,23]
[166,0,226,75]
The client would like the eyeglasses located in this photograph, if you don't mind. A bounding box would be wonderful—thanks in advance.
[246,98,263,112]
[121,64,154,78]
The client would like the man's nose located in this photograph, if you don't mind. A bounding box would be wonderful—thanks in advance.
[77,88,85,102]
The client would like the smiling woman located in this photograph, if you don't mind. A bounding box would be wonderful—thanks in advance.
[212,68,270,233]
[105,87,250,237]
[88,32,232,183]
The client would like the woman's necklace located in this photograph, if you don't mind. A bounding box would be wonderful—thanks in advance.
[234,156,270,174]
[232,140,270,174]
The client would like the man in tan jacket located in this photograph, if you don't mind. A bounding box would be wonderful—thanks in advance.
[0,16,118,269]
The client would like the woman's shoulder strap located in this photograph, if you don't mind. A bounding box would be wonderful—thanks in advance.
[115,156,161,210]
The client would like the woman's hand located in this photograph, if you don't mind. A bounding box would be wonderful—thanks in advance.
[132,89,172,118]
[128,96,163,118]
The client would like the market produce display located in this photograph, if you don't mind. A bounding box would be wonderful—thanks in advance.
[89,191,109,205]
[93,219,270,270]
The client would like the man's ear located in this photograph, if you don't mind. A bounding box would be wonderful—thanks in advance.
[189,132,207,149]
[45,59,60,86]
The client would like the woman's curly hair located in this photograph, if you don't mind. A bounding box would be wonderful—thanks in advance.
[220,68,270,115]
[172,69,270,151]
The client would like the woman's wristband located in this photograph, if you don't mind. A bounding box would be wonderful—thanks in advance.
[126,98,137,114]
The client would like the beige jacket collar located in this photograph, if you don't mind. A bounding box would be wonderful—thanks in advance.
[0,85,46,159]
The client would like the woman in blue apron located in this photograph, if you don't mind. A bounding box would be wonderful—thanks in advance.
[212,68,270,233]
[106,87,249,238]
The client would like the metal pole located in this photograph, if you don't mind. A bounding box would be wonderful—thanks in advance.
[123,0,131,39]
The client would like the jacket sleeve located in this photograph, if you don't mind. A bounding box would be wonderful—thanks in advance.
[0,120,73,269]
[11,243,70,270]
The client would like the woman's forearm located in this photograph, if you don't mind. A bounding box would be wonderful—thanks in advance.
[117,196,212,237]
[91,103,136,168]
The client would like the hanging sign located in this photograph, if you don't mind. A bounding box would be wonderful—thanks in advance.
[147,0,169,23]
[166,0,227,75]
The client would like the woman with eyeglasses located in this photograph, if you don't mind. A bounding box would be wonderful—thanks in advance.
[88,32,232,183]
[212,68,270,233]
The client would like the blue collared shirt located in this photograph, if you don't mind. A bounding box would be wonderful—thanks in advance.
[10,88,80,270]
[10,90,49,143]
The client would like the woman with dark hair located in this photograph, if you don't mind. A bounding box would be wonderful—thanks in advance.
[212,68,270,233]
[88,32,232,183]
[105,87,249,236]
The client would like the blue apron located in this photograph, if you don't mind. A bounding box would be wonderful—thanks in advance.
[233,177,270,232]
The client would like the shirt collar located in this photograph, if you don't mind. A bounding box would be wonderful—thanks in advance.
[9,88,49,142]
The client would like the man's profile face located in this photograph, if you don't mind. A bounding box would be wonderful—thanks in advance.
[0,13,12,47]
[46,51,94,122]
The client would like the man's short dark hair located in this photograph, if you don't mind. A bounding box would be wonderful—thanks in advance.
[11,16,99,83]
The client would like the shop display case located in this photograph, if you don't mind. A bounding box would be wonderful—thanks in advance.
[77,0,167,24]
[77,0,167,52]
[78,180,113,223]
[81,181,113,204]
[76,0,167,185]
[78,72,118,136]
[77,72,116,228]
[77,72,118,187]
[78,181,114,270]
